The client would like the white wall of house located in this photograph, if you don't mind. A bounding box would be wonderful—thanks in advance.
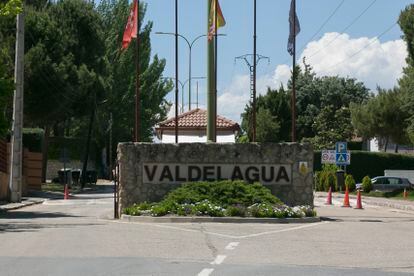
[161,130,236,143]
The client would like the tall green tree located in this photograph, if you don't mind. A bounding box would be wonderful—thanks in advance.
[97,0,171,146]
[399,4,414,144]
[241,62,369,148]
[351,88,409,152]
[22,0,107,181]
[241,86,290,142]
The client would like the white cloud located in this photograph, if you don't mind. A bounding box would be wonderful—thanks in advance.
[300,32,407,90]
[218,32,407,123]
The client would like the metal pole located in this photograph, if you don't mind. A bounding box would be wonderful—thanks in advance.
[175,0,179,143]
[252,0,257,142]
[9,11,24,202]
[291,0,297,142]
[214,0,218,142]
[135,0,140,142]
[188,46,192,111]
[196,81,199,109]
[109,113,113,180]
[207,0,215,142]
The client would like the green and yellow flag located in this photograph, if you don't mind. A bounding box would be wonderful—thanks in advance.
[208,0,226,41]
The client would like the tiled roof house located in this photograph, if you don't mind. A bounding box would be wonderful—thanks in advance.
[155,108,240,143]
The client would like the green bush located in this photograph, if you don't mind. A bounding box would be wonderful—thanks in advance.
[315,164,338,191]
[362,176,372,193]
[345,174,356,192]
[225,205,247,217]
[325,172,337,192]
[163,180,283,207]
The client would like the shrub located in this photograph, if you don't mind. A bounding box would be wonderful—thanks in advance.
[163,180,282,207]
[324,172,337,192]
[345,174,356,192]
[247,203,274,218]
[225,205,247,217]
[315,164,338,191]
[123,181,316,219]
[362,176,372,193]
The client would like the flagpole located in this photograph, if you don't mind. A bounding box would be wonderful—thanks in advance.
[252,0,257,143]
[175,0,179,143]
[207,0,214,142]
[214,0,218,142]
[291,0,297,143]
[135,0,140,142]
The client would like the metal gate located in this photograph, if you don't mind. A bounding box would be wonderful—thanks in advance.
[113,162,120,219]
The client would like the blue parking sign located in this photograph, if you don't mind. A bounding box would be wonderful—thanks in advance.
[335,142,347,153]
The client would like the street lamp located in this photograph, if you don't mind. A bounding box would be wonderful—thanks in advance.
[162,76,206,113]
[155,32,225,111]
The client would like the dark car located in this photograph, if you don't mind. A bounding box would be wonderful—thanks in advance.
[356,176,413,191]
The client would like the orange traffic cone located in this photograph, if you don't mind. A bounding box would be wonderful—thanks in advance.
[355,190,363,209]
[64,184,69,200]
[403,188,408,199]
[342,186,351,207]
[325,186,332,205]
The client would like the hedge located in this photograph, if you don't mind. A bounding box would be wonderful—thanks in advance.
[23,128,44,152]
[314,151,414,183]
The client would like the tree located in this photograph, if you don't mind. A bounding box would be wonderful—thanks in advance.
[0,0,22,17]
[399,4,414,144]
[240,62,369,147]
[241,86,290,142]
[351,88,409,152]
[22,0,107,181]
[97,0,172,146]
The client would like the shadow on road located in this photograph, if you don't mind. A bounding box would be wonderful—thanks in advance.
[0,211,82,220]
[0,221,103,233]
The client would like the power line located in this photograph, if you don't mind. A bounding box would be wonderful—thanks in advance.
[297,0,345,53]
[322,22,398,73]
[280,0,345,66]
[307,0,377,59]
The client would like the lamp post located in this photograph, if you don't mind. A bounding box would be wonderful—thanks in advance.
[156,32,224,111]
[163,76,206,113]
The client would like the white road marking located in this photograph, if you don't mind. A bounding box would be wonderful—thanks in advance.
[197,268,214,276]
[210,255,226,265]
[109,220,329,239]
[236,221,329,239]
[225,242,239,250]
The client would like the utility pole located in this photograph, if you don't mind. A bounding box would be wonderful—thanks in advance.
[175,0,179,143]
[9,11,24,203]
[253,0,257,142]
[109,113,113,180]
[235,54,269,141]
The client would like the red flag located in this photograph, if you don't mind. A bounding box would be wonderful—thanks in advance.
[122,0,138,50]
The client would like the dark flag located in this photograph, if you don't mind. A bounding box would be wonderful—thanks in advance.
[287,0,300,56]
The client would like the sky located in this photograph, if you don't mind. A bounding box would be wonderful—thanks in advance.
[143,0,412,123]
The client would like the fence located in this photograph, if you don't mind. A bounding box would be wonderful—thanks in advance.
[0,140,42,200]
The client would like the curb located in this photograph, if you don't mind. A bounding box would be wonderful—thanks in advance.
[0,199,45,212]
[121,214,321,224]
[315,193,414,212]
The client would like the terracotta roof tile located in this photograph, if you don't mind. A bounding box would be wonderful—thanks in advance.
[156,109,240,130]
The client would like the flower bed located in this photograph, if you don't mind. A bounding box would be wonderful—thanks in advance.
[123,180,316,218]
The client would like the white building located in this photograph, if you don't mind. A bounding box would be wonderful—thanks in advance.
[155,108,240,143]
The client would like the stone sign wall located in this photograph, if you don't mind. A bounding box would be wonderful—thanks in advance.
[117,143,314,212]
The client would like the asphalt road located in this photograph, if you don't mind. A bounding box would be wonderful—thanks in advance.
[1,184,414,276]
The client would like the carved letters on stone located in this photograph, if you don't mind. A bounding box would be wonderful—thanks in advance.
[143,163,292,185]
